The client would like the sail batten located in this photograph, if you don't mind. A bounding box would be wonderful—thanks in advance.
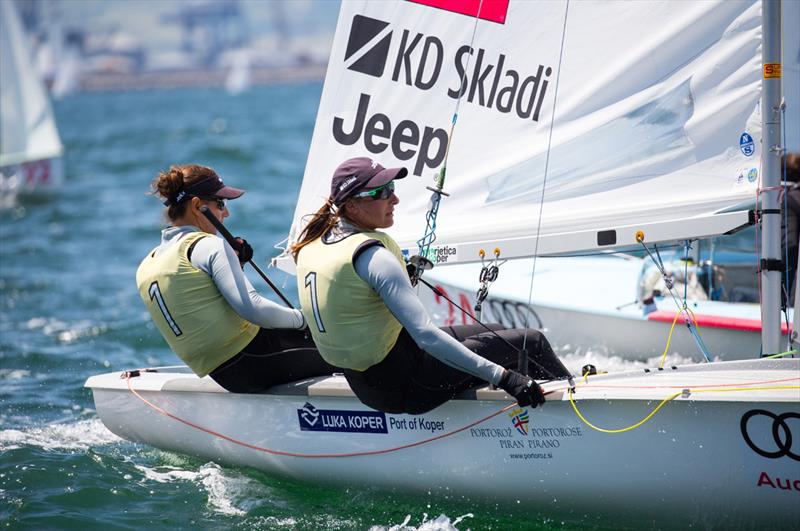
[281,0,763,272]
[398,210,752,266]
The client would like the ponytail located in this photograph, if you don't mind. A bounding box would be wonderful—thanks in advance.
[291,197,340,260]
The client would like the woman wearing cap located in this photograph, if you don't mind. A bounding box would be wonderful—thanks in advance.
[781,152,799,302]
[292,157,567,414]
[137,164,335,393]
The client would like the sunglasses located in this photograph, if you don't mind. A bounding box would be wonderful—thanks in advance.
[355,180,395,201]
[199,197,226,210]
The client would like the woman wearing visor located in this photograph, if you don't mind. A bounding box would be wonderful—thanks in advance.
[137,164,334,393]
[293,157,567,414]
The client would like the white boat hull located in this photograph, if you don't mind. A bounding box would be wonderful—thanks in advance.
[86,359,799,527]
[420,256,792,361]
[0,156,64,195]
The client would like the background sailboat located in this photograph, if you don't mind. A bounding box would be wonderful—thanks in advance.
[420,0,800,362]
[418,251,792,361]
[224,48,252,96]
[0,0,64,196]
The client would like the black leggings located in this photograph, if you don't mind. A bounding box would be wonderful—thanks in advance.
[209,328,337,393]
[343,324,569,415]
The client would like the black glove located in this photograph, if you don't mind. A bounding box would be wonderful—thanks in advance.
[234,237,253,266]
[498,370,546,408]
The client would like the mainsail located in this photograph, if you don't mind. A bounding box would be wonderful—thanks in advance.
[281,0,763,270]
[0,0,63,171]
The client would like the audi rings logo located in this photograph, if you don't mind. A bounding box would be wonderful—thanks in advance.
[740,409,799,461]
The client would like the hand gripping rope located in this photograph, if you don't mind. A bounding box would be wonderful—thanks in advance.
[416,273,565,381]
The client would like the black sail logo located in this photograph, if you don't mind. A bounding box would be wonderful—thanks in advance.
[345,15,392,77]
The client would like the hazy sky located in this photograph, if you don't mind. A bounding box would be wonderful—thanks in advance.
[32,0,340,60]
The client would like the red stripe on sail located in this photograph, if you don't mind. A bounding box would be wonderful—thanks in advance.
[407,0,509,24]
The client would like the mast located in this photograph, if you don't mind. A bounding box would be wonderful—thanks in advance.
[760,0,783,355]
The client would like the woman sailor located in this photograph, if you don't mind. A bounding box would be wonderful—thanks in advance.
[137,164,334,393]
[292,157,566,414]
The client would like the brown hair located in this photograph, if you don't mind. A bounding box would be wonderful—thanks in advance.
[151,164,219,221]
[290,197,356,260]
[784,153,800,183]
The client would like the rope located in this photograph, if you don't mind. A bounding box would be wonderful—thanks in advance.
[416,276,564,381]
[125,370,798,454]
[683,240,690,302]
[125,373,525,458]
[763,349,799,359]
[657,307,701,369]
[780,103,793,348]
[755,157,764,312]
[568,375,799,390]
[638,238,712,362]
[522,0,571,352]
[568,388,682,434]
[414,0,485,267]
[568,383,800,434]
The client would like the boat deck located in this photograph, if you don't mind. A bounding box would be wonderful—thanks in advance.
[85,358,799,403]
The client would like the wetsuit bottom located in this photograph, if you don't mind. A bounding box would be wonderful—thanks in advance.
[209,328,336,393]
[343,325,569,415]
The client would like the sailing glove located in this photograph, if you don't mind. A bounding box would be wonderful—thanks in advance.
[234,237,253,266]
[498,370,546,408]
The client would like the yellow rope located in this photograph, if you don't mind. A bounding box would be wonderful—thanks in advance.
[567,384,800,434]
[763,349,799,359]
[568,388,681,433]
[658,306,702,369]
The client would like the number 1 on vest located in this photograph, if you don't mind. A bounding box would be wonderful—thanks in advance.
[304,272,326,333]
[148,281,182,336]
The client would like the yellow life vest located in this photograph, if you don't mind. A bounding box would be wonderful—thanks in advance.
[296,231,405,371]
[136,231,258,376]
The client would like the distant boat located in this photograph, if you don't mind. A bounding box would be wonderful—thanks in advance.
[421,252,794,361]
[224,49,252,95]
[0,0,64,195]
[51,45,81,100]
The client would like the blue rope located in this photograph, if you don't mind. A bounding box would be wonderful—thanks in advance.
[640,240,712,362]
[780,103,791,349]
[414,0,482,264]
[683,240,690,302]
[416,186,443,260]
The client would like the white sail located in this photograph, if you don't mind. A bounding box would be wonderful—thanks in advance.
[51,46,81,100]
[0,0,63,179]
[280,0,763,270]
[225,49,252,96]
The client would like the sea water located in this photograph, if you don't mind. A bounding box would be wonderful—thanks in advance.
[0,85,703,530]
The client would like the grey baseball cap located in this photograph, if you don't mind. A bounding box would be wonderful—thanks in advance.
[330,157,407,205]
